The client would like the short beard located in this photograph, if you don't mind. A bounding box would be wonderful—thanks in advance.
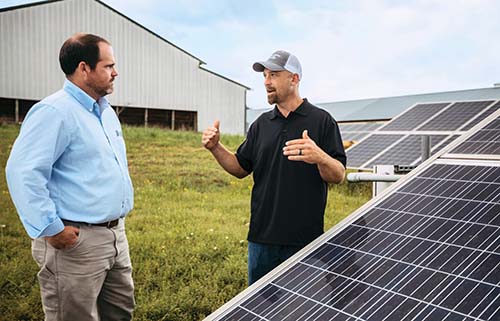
[89,83,113,98]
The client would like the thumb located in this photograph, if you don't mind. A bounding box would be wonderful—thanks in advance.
[302,129,309,139]
[214,120,220,130]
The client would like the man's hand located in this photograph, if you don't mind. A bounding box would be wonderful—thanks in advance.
[45,226,80,249]
[202,120,220,151]
[283,129,345,183]
[283,130,326,164]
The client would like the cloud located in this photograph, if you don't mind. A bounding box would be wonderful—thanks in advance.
[268,0,500,103]
[6,0,494,108]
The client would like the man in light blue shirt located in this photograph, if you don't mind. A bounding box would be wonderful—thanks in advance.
[6,33,134,321]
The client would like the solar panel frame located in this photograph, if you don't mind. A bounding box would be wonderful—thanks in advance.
[204,109,500,321]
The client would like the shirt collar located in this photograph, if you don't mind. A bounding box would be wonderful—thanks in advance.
[63,79,110,114]
[269,98,310,119]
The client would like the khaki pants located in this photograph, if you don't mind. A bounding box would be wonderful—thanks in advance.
[32,219,134,321]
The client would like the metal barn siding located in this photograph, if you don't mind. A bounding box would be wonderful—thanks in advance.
[0,0,248,134]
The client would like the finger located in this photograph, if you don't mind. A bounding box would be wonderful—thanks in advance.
[202,130,217,139]
[283,148,306,156]
[287,155,305,161]
[69,226,80,236]
[214,120,220,131]
[202,137,214,146]
[302,129,309,139]
[202,130,214,138]
[283,143,307,152]
[285,138,308,146]
[204,127,218,134]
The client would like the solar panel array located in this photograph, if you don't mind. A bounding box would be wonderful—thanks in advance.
[204,110,500,321]
[346,100,499,170]
[339,122,385,142]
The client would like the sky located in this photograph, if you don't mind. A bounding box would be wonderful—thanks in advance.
[1,0,500,109]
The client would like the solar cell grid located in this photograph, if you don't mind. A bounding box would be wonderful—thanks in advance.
[339,123,385,143]
[342,132,372,142]
[363,123,384,131]
[431,135,460,156]
[213,163,500,321]
[380,103,450,131]
[418,101,494,131]
[451,116,500,156]
[339,123,366,132]
[346,135,404,168]
[340,123,384,132]
[365,134,447,167]
[461,101,500,131]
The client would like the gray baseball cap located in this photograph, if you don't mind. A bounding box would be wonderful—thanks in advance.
[253,50,302,80]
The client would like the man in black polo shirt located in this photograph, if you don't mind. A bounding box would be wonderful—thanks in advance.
[202,50,346,285]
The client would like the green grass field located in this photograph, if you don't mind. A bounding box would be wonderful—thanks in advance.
[0,124,371,321]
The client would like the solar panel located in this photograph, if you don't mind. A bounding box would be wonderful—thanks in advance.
[205,110,500,321]
[365,135,447,168]
[450,115,500,156]
[341,132,371,142]
[339,122,385,142]
[430,135,461,156]
[461,101,500,131]
[381,103,450,131]
[339,123,366,132]
[346,135,404,168]
[418,101,494,131]
[207,161,500,321]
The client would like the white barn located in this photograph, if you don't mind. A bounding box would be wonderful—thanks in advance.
[0,0,249,134]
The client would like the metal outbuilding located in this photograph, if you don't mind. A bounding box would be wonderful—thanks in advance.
[0,0,250,134]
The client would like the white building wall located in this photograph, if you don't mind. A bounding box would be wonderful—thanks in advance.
[0,0,247,134]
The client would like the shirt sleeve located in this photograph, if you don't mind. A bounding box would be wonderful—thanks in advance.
[5,104,70,238]
[235,122,256,173]
[321,114,347,168]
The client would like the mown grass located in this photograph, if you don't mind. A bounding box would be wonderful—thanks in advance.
[0,124,371,321]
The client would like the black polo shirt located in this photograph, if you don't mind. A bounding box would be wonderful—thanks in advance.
[236,99,346,246]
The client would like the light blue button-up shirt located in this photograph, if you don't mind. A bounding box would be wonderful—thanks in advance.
[6,80,134,238]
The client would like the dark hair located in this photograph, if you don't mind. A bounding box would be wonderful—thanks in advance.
[59,33,110,75]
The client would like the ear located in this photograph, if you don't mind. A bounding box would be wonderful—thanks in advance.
[76,61,88,76]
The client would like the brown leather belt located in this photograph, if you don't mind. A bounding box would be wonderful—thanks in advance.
[63,219,119,228]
